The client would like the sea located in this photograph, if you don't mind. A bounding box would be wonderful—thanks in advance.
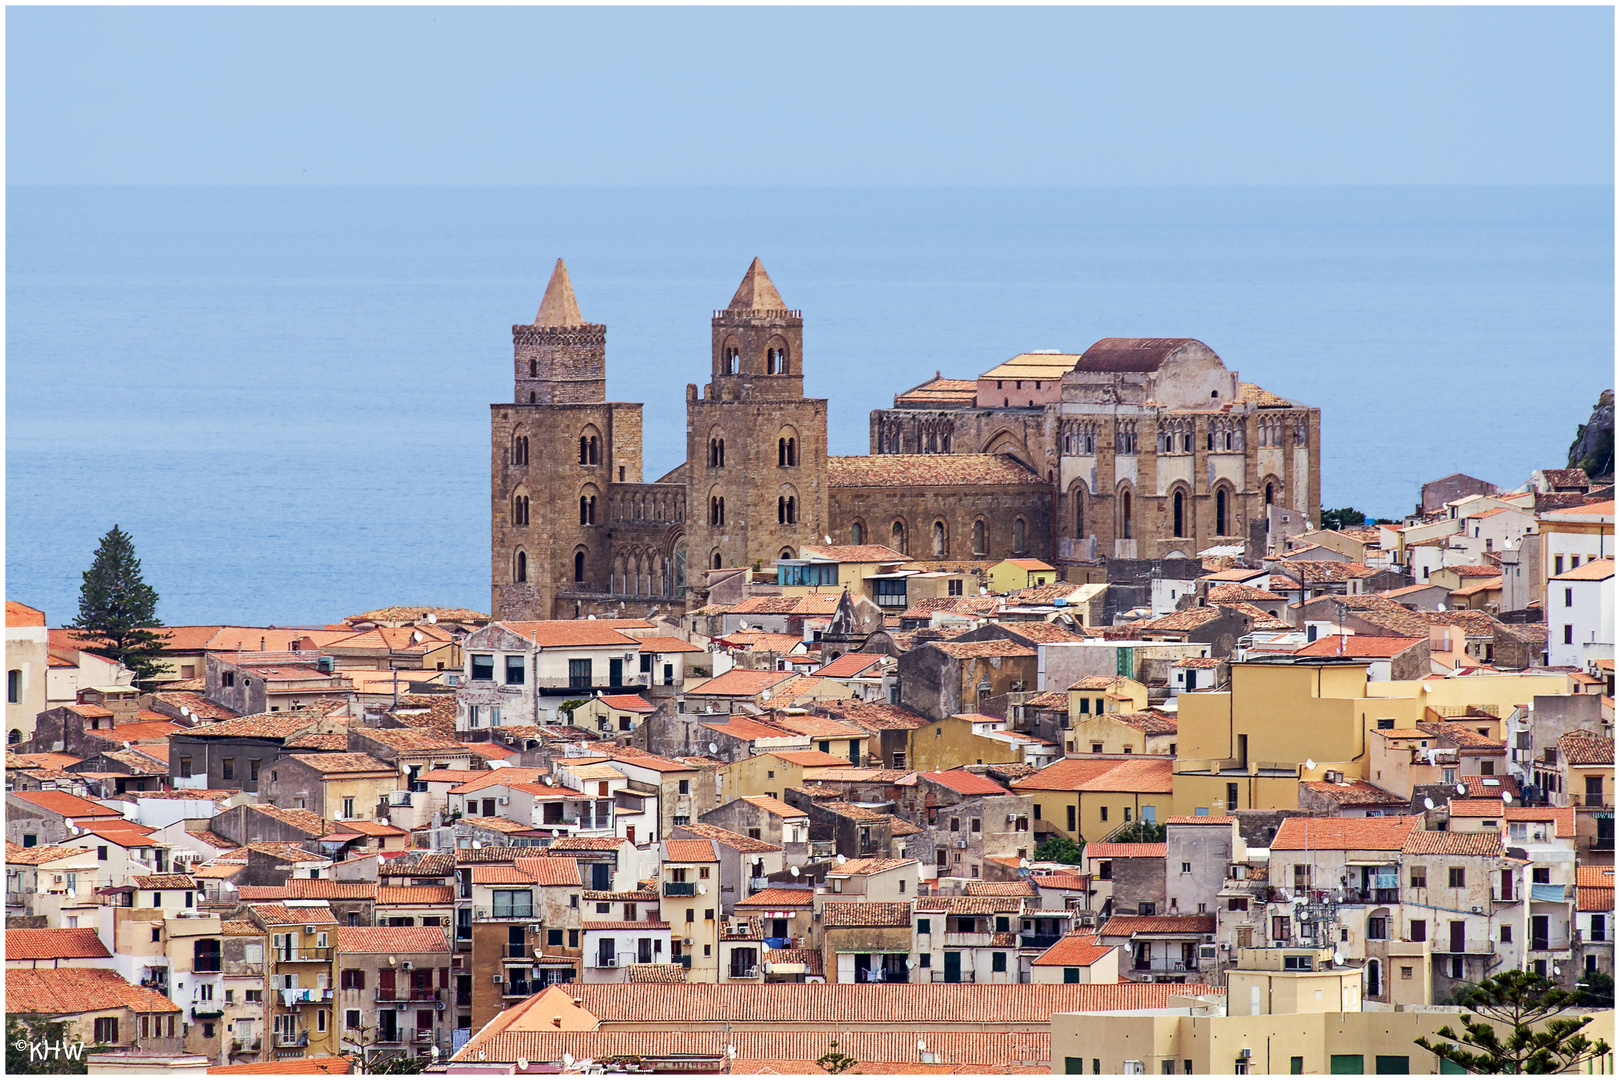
[6,185,1613,627]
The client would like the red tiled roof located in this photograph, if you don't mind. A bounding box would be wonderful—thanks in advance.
[1270,815,1420,852]
[664,839,719,863]
[688,668,798,698]
[1098,915,1216,937]
[919,770,1010,796]
[335,925,450,954]
[1084,843,1167,860]
[674,823,781,853]
[185,713,322,740]
[814,653,886,679]
[827,454,1042,489]
[209,1057,353,1075]
[800,544,910,564]
[598,694,656,712]
[285,752,394,774]
[9,790,122,819]
[1402,830,1503,856]
[735,887,817,908]
[6,928,112,961]
[7,601,46,627]
[736,795,809,817]
[821,901,913,927]
[1032,933,1115,967]
[498,621,640,649]
[377,885,455,905]
[1296,636,1425,659]
[1300,780,1408,806]
[931,641,1037,659]
[7,967,180,1015]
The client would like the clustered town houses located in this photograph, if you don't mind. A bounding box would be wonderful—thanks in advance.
[3,263,1613,1075]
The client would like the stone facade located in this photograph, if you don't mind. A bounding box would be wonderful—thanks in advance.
[491,269,1317,618]
[871,339,1321,563]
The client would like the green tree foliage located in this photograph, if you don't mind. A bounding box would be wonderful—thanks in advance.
[70,526,170,686]
[1414,969,1611,1074]
[1034,835,1084,864]
[817,1040,859,1074]
[6,1014,105,1074]
[1320,507,1366,530]
[1111,819,1168,843]
[1578,970,1613,1008]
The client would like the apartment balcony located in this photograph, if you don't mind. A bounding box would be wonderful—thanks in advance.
[455,991,472,1008]
[674,955,693,969]
[375,988,441,1002]
[928,970,976,983]
[748,877,772,892]
[1579,794,1613,809]
[274,1032,309,1049]
[943,931,993,947]
[1588,836,1616,852]
[590,956,621,969]
[1131,959,1201,975]
[230,1038,262,1054]
[501,982,533,999]
[1020,932,1062,950]
[809,842,837,858]
[413,1030,436,1045]
[1529,939,1573,955]
[1492,888,1522,903]
[272,948,333,962]
[663,882,698,897]
[504,944,533,959]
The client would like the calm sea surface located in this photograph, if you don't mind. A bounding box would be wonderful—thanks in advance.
[7,186,1612,626]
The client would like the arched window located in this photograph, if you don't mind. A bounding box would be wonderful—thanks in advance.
[7,728,19,745]
[512,434,529,466]
[529,391,536,404]
[712,550,723,570]
[579,437,589,465]
[529,359,537,377]
[574,551,586,582]
[851,521,864,545]
[710,438,725,469]
[515,551,527,583]
[1121,490,1133,540]
[512,494,529,527]
[788,438,797,466]
[1072,487,1086,538]
[780,549,794,560]
[932,520,947,558]
[1216,489,1228,536]
[588,436,600,465]
[1265,482,1274,507]
[1013,518,1027,554]
[1366,958,1381,998]
[941,432,951,452]
[972,519,986,555]
[673,543,687,589]
[787,496,796,524]
[1173,491,1185,538]
[891,520,907,555]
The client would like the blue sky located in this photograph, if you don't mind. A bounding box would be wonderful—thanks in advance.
[7,6,1613,186]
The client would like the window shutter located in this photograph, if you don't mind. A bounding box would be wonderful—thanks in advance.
[439,967,449,989]
[379,968,396,992]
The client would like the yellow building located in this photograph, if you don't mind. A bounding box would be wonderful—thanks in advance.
[1068,675,1150,718]
[245,901,338,1060]
[1172,658,1574,817]
[722,748,850,802]
[989,559,1059,595]
[774,544,909,599]
[1072,711,1177,756]
[1013,757,1174,844]
[661,838,722,983]
[908,713,1048,773]
[1051,1005,1617,1076]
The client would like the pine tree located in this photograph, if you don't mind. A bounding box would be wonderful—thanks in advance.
[1415,969,1612,1073]
[70,525,171,687]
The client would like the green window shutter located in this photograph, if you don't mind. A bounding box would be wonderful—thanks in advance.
[1065,1058,1085,1075]
[1374,1057,1410,1075]
[1290,1058,1303,1075]
[1330,1055,1365,1075]
[1064,967,1080,983]
[1438,1061,1467,1075]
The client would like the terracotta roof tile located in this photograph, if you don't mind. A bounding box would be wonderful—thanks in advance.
[822,901,913,927]
[185,713,323,740]
[285,752,395,774]
[1300,780,1408,806]
[1084,842,1168,859]
[9,790,123,819]
[1032,933,1115,967]
[920,770,1011,796]
[828,454,1043,489]
[7,600,46,627]
[1559,731,1615,765]
[1270,815,1421,852]
[1098,914,1216,937]
[7,967,180,1015]
[335,925,450,953]
[1402,830,1504,856]
[674,823,782,853]
[736,795,809,818]
[914,896,1026,914]
[736,887,817,908]
[687,668,798,698]
[377,885,455,905]
[496,621,640,649]
[1297,635,1425,659]
[929,641,1037,659]
[6,927,113,961]
[663,839,719,863]
[209,1056,353,1075]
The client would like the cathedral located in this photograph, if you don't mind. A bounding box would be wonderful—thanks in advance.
[489,260,1320,620]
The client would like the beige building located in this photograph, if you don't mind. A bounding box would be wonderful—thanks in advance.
[661,837,722,981]
[7,600,49,746]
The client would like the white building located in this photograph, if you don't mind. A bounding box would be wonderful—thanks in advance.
[1547,559,1613,668]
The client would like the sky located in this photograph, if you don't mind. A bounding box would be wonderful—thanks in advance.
[7,6,1614,187]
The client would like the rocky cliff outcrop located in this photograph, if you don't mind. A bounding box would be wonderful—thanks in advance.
[1568,389,1614,480]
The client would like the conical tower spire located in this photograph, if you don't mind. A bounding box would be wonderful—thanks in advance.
[727,257,788,312]
[535,259,585,327]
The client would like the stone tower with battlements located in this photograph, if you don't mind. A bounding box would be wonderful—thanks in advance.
[491,260,653,621]
[685,259,829,580]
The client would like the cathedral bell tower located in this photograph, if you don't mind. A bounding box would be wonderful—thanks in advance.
[686,259,828,586]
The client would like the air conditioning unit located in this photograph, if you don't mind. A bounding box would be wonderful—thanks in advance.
[1239,1049,1253,1060]
[1472,905,1482,914]
[954,840,968,848]
[492,974,503,985]
[682,936,694,946]
[1324,770,1343,784]
[497,797,510,806]
[394,1003,407,1012]
[1204,935,1215,943]
[603,958,617,968]
[435,1001,445,1011]
[305,925,316,934]
[743,967,759,978]
[1007,814,1018,823]
[401,960,413,970]
[761,962,773,975]
[1197,944,1218,961]
[528,924,541,934]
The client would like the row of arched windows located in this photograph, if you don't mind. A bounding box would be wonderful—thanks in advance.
[579,495,598,525]
[767,347,788,374]
[612,492,683,523]
[721,346,742,375]
[1068,482,1252,541]
[514,543,688,593]
[708,438,726,468]
[1157,418,1196,455]
[1115,421,1139,455]
[709,496,726,526]
[850,516,1023,558]
[778,437,798,467]
[579,434,601,465]
[1061,420,1099,456]
[511,494,530,526]
[511,434,530,466]
[778,496,797,524]
[1208,418,1243,453]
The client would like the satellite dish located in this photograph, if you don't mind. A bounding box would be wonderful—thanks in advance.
[1304,759,1316,771]
[521,1057,533,1071]
[835,854,847,865]
[180,706,191,717]
[1553,965,1561,976]
[427,613,438,623]
[789,865,800,877]
[727,1045,738,1060]
[1423,798,1435,810]
[906,958,915,969]
[560,1053,573,1068]
[917,1040,927,1051]
[708,742,719,755]
[698,883,707,894]
[412,631,424,644]
[388,955,397,966]
[824,535,833,545]
[1502,791,1513,804]
[1437,603,1447,611]
[1333,948,1344,966]
[1456,784,1468,796]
